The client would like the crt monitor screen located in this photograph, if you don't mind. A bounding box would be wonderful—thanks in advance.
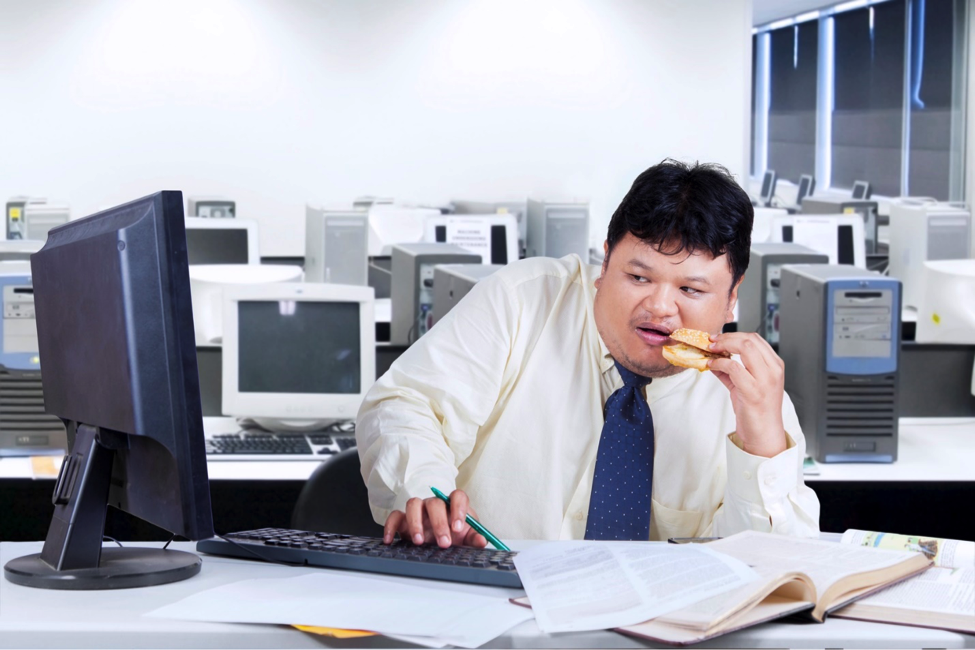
[761,170,777,202]
[238,300,362,395]
[186,228,249,265]
[852,180,871,200]
[796,175,815,204]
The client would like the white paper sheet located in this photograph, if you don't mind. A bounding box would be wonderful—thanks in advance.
[145,571,532,648]
[512,541,758,633]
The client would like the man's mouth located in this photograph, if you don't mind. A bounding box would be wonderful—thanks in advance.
[634,324,672,346]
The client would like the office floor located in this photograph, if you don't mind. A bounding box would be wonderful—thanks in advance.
[2,478,972,542]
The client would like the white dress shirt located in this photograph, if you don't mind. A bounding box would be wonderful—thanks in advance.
[356,255,821,541]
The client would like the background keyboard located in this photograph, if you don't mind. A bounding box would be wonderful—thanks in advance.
[197,528,522,588]
[205,431,356,459]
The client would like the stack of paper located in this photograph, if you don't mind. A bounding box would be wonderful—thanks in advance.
[146,571,532,648]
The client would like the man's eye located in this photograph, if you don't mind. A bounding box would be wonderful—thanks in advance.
[682,286,701,295]
[630,274,649,283]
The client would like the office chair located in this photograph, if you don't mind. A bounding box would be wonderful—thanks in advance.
[291,448,385,537]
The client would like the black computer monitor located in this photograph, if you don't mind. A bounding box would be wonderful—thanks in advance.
[796,174,816,205]
[3,190,214,590]
[760,170,777,206]
[852,180,872,200]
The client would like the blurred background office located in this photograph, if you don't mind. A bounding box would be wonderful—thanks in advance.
[1,0,973,543]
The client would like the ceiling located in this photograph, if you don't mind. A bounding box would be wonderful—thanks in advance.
[753,0,838,26]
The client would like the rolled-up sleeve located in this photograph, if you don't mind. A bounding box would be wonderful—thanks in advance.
[356,273,517,525]
[707,396,821,538]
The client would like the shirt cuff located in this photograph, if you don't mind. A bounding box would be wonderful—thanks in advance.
[725,431,800,504]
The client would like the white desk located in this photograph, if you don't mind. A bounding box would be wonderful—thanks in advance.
[805,417,975,482]
[2,541,973,649]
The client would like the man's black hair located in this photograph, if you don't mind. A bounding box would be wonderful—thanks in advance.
[606,159,753,289]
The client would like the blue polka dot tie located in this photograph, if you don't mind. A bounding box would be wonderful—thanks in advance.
[584,361,654,541]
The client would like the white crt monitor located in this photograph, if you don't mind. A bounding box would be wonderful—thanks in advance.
[221,283,376,429]
[367,205,441,257]
[188,264,303,345]
[888,200,971,309]
[915,259,975,345]
[770,214,866,268]
[424,214,519,265]
[22,203,70,241]
[0,240,43,262]
[184,217,259,265]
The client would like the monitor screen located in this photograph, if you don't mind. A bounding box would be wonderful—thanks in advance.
[852,180,871,200]
[186,228,250,265]
[761,170,777,201]
[797,175,815,204]
[238,300,361,395]
[221,283,375,428]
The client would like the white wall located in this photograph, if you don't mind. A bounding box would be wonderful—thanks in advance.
[0,0,753,257]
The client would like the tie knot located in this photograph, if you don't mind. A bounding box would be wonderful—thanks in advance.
[614,360,652,388]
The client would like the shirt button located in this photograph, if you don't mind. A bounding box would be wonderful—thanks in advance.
[742,470,752,480]
[574,511,584,521]
[764,475,776,486]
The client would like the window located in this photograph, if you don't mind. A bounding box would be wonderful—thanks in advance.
[768,21,818,182]
[832,1,905,196]
[751,0,967,201]
[907,0,966,199]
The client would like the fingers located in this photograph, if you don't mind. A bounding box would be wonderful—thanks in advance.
[383,510,405,544]
[710,332,783,376]
[448,489,469,534]
[384,492,488,548]
[404,497,430,545]
[464,528,489,548]
[707,356,758,396]
[425,497,453,548]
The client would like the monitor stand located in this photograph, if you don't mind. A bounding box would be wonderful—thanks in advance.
[3,423,202,590]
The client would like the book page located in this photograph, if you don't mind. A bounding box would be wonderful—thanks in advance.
[847,566,974,616]
[707,531,920,599]
[841,529,975,569]
[511,541,757,633]
[654,563,804,629]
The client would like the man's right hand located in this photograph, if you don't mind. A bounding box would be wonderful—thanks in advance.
[383,489,487,548]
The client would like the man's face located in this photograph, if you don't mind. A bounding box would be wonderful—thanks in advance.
[593,233,740,378]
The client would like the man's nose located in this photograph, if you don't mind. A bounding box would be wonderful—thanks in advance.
[642,284,680,318]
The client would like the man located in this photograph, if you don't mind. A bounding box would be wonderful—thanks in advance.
[356,160,820,548]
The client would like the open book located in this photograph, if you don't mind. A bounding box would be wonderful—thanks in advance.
[831,529,975,634]
[514,530,931,646]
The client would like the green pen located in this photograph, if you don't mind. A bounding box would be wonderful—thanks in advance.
[430,486,510,551]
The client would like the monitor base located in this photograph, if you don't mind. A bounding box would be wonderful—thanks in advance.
[3,547,201,590]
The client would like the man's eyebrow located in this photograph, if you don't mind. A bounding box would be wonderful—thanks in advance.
[626,260,713,287]
[626,259,653,271]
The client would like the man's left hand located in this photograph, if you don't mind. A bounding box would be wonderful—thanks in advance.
[706,332,787,458]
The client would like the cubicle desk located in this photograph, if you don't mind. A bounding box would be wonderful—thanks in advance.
[1,541,973,649]
[2,419,973,541]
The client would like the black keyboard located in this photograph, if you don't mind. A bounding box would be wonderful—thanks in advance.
[205,432,356,457]
[197,528,522,589]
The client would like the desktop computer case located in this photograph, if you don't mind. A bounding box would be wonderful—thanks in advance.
[779,266,900,463]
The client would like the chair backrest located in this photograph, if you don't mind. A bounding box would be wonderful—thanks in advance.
[291,448,385,537]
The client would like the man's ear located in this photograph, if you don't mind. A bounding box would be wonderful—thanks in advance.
[595,241,609,289]
[726,277,742,323]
